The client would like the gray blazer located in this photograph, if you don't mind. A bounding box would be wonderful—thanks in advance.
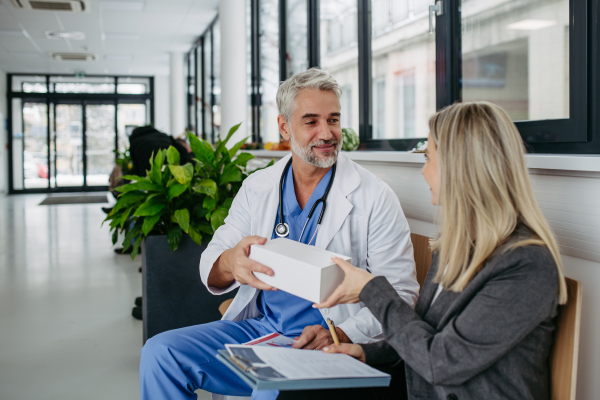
[360,231,560,400]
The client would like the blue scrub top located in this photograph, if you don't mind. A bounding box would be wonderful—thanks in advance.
[246,164,333,337]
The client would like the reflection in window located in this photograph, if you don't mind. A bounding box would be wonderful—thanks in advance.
[371,0,435,139]
[286,0,308,78]
[462,0,569,121]
[213,20,222,139]
[321,0,359,135]
[23,83,48,93]
[260,0,280,143]
[204,29,213,141]
[373,78,386,138]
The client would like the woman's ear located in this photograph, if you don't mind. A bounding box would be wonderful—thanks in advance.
[278,115,291,141]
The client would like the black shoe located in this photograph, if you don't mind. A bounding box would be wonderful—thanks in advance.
[138,266,142,273]
[132,306,142,320]
[135,296,142,307]
[102,206,113,214]
[114,247,133,254]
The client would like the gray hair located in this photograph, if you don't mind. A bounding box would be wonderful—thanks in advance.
[276,68,342,122]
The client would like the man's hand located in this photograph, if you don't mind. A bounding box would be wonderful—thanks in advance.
[207,236,278,291]
[291,324,352,350]
[323,343,366,363]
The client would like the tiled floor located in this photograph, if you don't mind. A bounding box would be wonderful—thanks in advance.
[0,193,212,399]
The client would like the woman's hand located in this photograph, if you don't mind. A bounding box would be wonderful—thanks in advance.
[313,257,375,309]
[322,343,366,363]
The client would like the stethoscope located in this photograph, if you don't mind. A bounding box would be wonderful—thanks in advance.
[274,158,337,246]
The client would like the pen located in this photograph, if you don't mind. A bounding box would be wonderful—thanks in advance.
[326,318,340,345]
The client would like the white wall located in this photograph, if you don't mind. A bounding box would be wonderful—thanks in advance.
[0,69,7,194]
[153,75,171,135]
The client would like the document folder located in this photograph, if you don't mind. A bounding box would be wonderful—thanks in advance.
[216,350,391,391]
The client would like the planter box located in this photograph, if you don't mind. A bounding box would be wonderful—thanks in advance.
[142,234,237,343]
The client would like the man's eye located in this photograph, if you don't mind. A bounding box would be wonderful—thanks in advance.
[307,120,316,125]
[329,119,339,123]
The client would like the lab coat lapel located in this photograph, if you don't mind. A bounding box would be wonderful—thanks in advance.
[314,154,360,250]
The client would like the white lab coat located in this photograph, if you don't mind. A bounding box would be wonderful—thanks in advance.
[199,153,419,345]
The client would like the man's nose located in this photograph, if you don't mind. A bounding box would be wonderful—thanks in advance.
[315,120,334,140]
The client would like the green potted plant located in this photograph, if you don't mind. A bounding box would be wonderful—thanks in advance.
[103,123,273,341]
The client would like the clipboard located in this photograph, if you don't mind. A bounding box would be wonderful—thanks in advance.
[216,350,391,391]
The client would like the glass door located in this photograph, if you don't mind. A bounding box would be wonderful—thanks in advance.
[22,101,49,189]
[84,103,116,187]
[52,103,84,188]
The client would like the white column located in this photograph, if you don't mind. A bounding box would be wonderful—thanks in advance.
[219,0,248,146]
[169,52,186,137]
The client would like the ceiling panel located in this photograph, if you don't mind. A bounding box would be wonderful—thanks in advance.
[0,0,218,75]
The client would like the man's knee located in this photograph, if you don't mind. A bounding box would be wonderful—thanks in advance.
[141,330,180,364]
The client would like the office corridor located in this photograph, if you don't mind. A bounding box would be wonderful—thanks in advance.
[0,193,142,399]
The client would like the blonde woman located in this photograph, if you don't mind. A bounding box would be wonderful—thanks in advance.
[278,101,567,400]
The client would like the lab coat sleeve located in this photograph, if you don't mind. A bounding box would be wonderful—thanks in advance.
[199,181,253,295]
[337,184,420,344]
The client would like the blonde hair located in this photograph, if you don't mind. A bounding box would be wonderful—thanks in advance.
[429,101,567,304]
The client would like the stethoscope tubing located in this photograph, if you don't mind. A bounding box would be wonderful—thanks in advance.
[275,158,337,245]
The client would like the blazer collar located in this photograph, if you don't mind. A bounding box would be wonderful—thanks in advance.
[249,153,361,250]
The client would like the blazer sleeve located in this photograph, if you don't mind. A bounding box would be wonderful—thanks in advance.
[199,181,253,295]
[359,247,559,386]
[337,184,420,344]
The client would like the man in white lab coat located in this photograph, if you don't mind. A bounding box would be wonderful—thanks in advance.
[139,68,419,400]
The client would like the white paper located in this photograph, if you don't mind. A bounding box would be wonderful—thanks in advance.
[243,332,296,348]
[226,345,389,381]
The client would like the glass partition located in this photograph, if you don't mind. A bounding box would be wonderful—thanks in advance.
[260,0,281,143]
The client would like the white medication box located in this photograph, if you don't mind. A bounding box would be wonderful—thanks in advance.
[250,238,352,304]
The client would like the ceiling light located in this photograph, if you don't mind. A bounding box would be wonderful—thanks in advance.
[100,1,144,11]
[507,19,557,31]
[104,54,134,60]
[0,29,26,37]
[45,31,86,40]
[102,33,139,41]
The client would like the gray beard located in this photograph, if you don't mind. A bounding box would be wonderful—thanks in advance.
[289,130,342,168]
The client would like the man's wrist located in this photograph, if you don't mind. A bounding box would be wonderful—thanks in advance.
[336,327,353,344]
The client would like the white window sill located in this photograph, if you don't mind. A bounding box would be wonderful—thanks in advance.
[246,150,600,173]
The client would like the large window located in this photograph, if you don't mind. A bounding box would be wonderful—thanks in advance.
[186,0,598,153]
[7,75,154,193]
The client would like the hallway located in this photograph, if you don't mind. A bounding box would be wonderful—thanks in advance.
[0,193,142,399]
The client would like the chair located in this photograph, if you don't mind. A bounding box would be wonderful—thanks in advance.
[550,277,582,400]
[411,233,432,289]
[219,298,234,316]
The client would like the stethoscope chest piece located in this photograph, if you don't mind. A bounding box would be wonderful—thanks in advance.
[275,222,289,238]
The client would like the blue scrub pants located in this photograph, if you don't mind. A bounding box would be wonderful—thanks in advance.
[140,319,280,400]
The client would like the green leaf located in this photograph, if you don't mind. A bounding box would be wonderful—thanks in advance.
[233,152,255,167]
[142,213,162,235]
[162,162,172,182]
[167,226,183,252]
[119,181,163,193]
[122,226,141,251]
[215,122,242,156]
[111,228,119,245]
[168,184,188,200]
[192,179,217,197]
[121,175,150,182]
[210,206,229,232]
[130,236,143,260]
[189,133,215,165]
[174,208,190,233]
[111,191,146,213]
[228,135,251,159]
[166,178,179,188]
[168,163,194,185]
[119,206,134,228]
[133,198,165,217]
[196,220,214,235]
[188,225,203,246]
[203,196,217,210]
[220,164,243,185]
[166,146,180,165]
